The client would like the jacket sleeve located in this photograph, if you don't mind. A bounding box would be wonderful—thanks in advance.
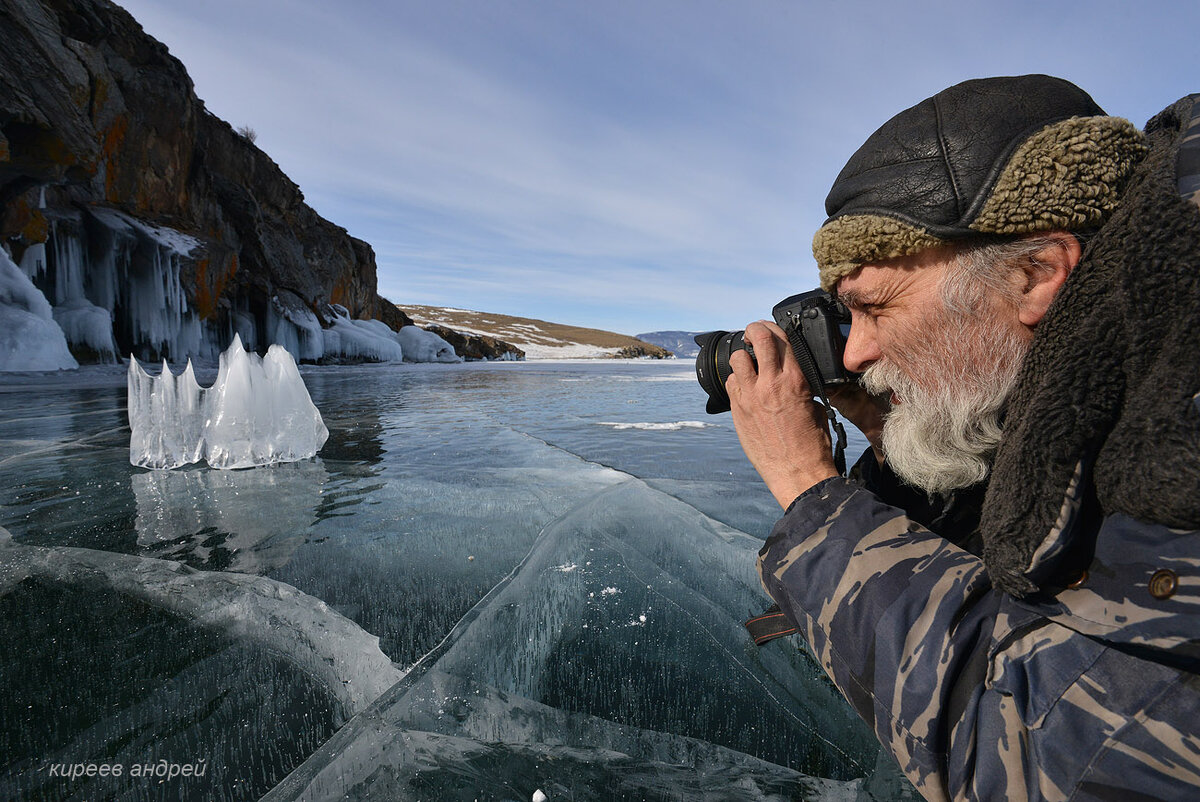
[758,477,1200,801]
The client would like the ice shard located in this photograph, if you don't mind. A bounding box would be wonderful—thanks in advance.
[128,335,329,469]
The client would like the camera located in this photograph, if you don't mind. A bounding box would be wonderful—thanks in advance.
[694,289,856,414]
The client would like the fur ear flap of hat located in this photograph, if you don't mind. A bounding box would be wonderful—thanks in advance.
[813,76,1148,290]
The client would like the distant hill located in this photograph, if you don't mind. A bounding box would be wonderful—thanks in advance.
[635,331,706,359]
[397,305,673,360]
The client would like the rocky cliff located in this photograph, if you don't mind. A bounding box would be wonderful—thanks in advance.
[0,0,414,364]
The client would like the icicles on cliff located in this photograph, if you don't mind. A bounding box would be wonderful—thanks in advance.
[0,248,78,371]
[87,207,204,362]
[5,202,456,370]
[269,295,325,362]
[128,334,329,470]
[11,206,201,365]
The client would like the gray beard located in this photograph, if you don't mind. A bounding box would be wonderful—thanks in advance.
[860,313,1029,495]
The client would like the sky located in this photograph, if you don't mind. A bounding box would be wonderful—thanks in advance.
[116,0,1198,336]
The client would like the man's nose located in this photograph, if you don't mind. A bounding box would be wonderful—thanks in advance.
[842,321,880,373]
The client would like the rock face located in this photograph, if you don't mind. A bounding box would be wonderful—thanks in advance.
[423,324,525,361]
[0,0,412,363]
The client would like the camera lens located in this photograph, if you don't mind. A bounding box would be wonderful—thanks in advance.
[694,330,751,414]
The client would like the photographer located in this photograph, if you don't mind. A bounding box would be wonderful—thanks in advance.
[727,75,1200,800]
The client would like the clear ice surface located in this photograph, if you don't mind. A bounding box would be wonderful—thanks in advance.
[0,361,917,801]
[127,334,329,469]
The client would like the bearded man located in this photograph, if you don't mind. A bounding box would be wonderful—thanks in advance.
[727,75,1200,800]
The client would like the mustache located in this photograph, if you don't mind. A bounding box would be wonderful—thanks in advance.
[858,313,1029,494]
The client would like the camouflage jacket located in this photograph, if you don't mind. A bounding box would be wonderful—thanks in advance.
[757,96,1200,801]
[758,475,1200,801]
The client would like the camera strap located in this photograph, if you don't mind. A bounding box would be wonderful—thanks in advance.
[783,327,849,476]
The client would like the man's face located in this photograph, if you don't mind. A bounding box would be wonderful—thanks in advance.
[836,248,1033,494]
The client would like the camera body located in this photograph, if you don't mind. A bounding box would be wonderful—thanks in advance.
[695,289,856,414]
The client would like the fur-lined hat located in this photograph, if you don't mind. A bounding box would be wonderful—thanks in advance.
[813,75,1148,290]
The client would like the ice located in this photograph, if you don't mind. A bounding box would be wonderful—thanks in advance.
[0,528,403,801]
[395,324,461,363]
[127,335,328,469]
[321,304,405,362]
[51,297,118,359]
[0,360,904,801]
[133,461,327,573]
[0,532,403,715]
[265,477,888,801]
[67,207,206,361]
[269,294,325,361]
[203,337,330,468]
[14,207,458,367]
[0,248,78,372]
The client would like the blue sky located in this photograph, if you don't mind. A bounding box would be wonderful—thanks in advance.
[117,0,1198,336]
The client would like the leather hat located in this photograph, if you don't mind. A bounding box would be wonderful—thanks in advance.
[813,74,1147,290]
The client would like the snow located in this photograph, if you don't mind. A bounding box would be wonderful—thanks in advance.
[0,248,78,371]
[520,343,623,359]
[128,334,329,469]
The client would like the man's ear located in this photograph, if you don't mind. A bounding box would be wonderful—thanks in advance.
[1018,231,1082,327]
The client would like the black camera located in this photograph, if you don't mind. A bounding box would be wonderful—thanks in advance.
[694,289,856,415]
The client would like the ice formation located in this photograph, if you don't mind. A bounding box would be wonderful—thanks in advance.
[0,248,78,371]
[269,295,326,361]
[6,204,459,368]
[318,305,461,364]
[396,323,461,363]
[322,305,405,362]
[128,335,329,469]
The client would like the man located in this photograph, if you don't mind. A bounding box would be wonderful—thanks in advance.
[727,75,1200,800]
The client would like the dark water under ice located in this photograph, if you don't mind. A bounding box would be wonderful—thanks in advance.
[0,360,917,801]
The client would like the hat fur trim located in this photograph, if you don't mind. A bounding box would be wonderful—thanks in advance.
[813,215,944,291]
[971,116,1147,234]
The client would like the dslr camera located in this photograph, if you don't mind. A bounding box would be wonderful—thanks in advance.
[694,289,856,415]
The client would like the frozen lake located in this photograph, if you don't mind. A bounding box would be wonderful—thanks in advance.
[0,359,914,801]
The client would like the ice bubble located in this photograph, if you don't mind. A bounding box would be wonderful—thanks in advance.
[532,790,548,802]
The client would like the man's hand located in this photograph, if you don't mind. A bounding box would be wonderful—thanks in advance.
[726,320,839,509]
